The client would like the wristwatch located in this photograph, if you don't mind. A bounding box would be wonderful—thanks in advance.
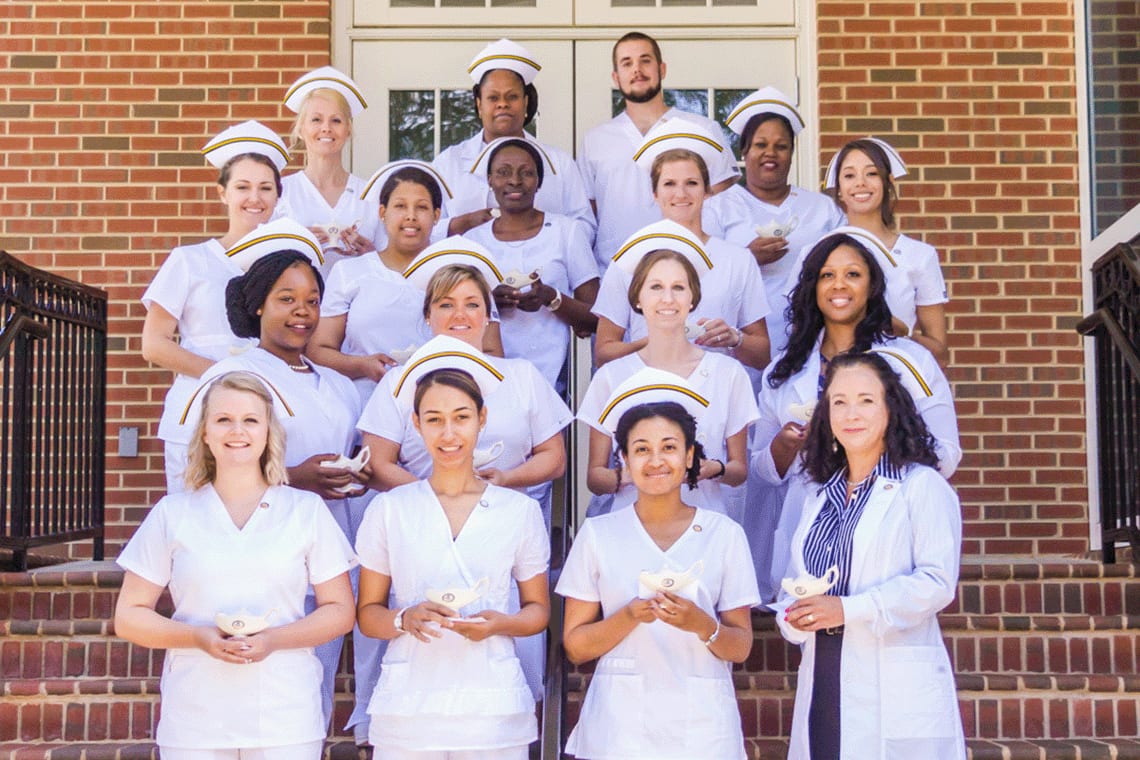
[545,290,563,312]
[393,608,406,634]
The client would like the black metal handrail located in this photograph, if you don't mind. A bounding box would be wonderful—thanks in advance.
[1076,233,1140,563]
[0,251,108,570]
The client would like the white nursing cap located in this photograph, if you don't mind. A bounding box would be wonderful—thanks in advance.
[610,219,713,278]
[402,235,504,291]
[467,39,542,85]
[225,218,324,272]
[360,159,454,204]
[468,135,558,178]
[390,335,504,409]
[595,367,710,436]
[179,370,296,430]
[632,118,730,174]
[201,121,290,172]
[283,66,368,117]
[823,137,908,189]
[724,87,805,137]
[812,225,899,270]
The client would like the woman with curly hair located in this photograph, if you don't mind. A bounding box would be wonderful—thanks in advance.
[774,352,965,760]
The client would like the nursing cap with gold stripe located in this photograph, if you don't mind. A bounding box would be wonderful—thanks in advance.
[468,38,542,85]
[402,236,504,292]
[226,218,324,272]
[179,370,297,432]
[284,66,368,117]
[610,219,714,278]
[201,120,290,172]
[823,137,908,189]
[632,118,730,174]
[360,159,454,204]
[390,335,504,409]
[594,367,710,436]
[469,136,557,179]
[725,87,805,137]
[870,347,935,399]
[817,225,898,270]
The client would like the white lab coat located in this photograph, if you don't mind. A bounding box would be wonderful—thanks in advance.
[772,464,966,760]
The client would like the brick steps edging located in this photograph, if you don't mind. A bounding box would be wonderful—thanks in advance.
[0,743,369,760]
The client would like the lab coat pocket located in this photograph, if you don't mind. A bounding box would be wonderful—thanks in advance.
[684,675,742,755]
[880,646,959,742]
[576,666,645,757]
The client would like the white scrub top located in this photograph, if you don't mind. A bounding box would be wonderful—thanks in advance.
[783,230,948,332]
[142,239,254,444]
[577,351,758,517]
[356,480,548,751]
[465,212,599,387]
[592,235,770,348]
[703,184,845,354]
[556,507,760,760]
[321,253,434,404]
[357,354,572,508]
[432,131,595,243]
[117,484,356,749]
[579,108,740,272]
[276,171,383,278]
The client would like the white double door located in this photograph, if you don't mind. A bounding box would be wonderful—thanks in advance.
[349,36,804,182]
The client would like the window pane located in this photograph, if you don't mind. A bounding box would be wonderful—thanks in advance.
[664,89,708,118]
[441,89,481,153]
[490,0,537,5]
[389,90,436,161]
[714,88,752,159]
[611,0,655,6]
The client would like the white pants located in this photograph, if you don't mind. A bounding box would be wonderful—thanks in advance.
[373,746,529,760]
[164,442,189,495]
[158,741,324,760]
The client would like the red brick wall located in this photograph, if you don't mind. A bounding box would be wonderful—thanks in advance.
[817,1,1089,555]
[0,1,330,557]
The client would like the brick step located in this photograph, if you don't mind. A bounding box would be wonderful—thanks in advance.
[966,738,1140,759]
[952,559,1139,617]
[0,743,369,760]
[0,566,128,623]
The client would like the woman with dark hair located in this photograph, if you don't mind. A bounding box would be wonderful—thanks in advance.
[183,219,373,735]
[356,366,550,758]
[705,87,845,355]
[115,371,356,760]
[810,137,949,363]
[775,352,966,760]
[431,38,594,239]
[143,120,290,494]
[308,162,459,403]
[557,400,759,759]
[746,231,960,601]
[464,136,600,389]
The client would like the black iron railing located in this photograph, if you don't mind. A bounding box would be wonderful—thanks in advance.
[0,252,107,571]
[1076,233,1140,563]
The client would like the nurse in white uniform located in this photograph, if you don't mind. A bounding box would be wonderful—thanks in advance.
[142,120,291,494]
[277,66,382,277]
[179,220,377,739]
[747,231,960,601]
[114,371,356,760]
[464,137,600,390]
[592,133,771,372]
[356,360,550,759]
[578,242,757,519]
[773,352,965,760]
[703,87,845,355]
[558,399,760,760]
[431,39,595,242]
[308,161,457,404]
[788,137,949,363]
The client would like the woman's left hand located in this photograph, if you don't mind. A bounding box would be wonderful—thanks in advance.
[338,225,376,256]
[697,458,724,482]
[449,610,505,642]
[649,591,709,635]
[786,595,845,632]
[221,632,274,664]
[693,317,739,350]
[475,467,506,486]
[515,276,554,313]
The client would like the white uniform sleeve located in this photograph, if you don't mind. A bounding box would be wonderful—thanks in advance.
[750,374,791,485]
[913,243,949,306]
[896,340,961,477]
[576,366,616,435]
[523,361,574,444]
[357,372,410,442]
[840,468,961,637]
[115,497,177,588]
[554,156,597,243]
[554,519,600,603]
[306,491,359,584]
[564,219,601,290]
[576,143,598,202]
[723,363,761,437]
[708,121,741,186]
[320,259,356,317]
[715,522,762,611]
[141,248,191,319]
[354,492,392,575]
[591,265,633,331]
[735,247,771,326]
[514,497,551,582]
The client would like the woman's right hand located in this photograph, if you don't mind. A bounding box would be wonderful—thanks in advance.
[287,454,361,500]
[400,601,458,643]
[360,352,398,382]
[772,421,806,457]
[492,283,523,311]
[748,235,790,266]
[624,597,656,625]
[447,208,495,236]
[194,626,254,664]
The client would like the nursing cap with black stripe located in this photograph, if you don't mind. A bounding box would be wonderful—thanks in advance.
[201,120,290,172]
[283,66,368,117]
[390,335,504,409]
[594,367,710,436]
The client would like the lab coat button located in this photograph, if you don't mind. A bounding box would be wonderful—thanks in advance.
[884,484,894,491]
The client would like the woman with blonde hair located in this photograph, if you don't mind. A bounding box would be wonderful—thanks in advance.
[115,371,356,760]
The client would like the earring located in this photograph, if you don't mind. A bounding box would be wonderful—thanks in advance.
[831,440,838,453]
[256,309,263,316]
